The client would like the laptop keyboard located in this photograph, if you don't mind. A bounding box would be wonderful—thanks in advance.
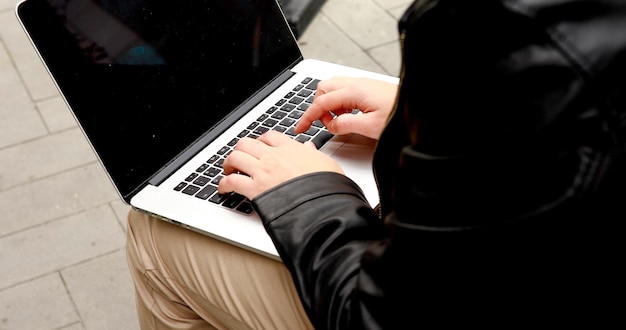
[173,77,334,214]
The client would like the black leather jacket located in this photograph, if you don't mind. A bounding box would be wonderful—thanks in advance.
[252,0,626,328]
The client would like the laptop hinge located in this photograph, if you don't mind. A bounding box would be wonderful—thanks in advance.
[144,68,297,189]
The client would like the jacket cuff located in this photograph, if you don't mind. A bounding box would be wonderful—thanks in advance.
[251,171,369,224]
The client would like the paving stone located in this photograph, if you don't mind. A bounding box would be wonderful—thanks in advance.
[0,163,119,236]
[389,1,414,19]
[0,9,58,101]
[299,13,386,74]
[59,322,85,330]
[0,0,20,12]
[368,41,402,77]
[374,0,414,11]
[37,95,77,133]
[321,0,399,50]
[109,200,131,233]
[0,273,79,329]
[62,249,139,330]
[0,39,32,110]
[0,204,125,289]
[0,40,47,149]
[0,128,96,190]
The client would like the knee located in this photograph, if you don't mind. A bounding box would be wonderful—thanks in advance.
[125,209,151,272]
[126,208,147,231]
[125,210,174,274]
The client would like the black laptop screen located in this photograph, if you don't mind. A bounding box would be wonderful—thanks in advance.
[17,0,302,200]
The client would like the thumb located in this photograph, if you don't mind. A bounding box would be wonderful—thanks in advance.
[303,141,318,149]
[330,114,361,135]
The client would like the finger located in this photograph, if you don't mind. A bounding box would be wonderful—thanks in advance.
[256,129,299,147]
[314,84,360,113]
[222,149,259,176]
[295,108,334,133]
[217,172,254,196]
[297,91,359,133]
[295,78,351,131]
[232,136,270,160]
[328,111,366,136]
[295,101,333,133]
[303,141,318,149]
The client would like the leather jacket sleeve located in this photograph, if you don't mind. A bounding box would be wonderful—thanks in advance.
[253,0,626,328]
[253,172,387,329]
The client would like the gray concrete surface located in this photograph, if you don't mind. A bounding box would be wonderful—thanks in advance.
[0,0,411,329]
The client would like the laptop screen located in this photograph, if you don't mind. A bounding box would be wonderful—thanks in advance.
[17,0,302,199]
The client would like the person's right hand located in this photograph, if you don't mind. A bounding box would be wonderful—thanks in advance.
[294,76,398,140]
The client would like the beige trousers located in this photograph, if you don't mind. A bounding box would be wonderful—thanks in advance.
[125,209,313,330]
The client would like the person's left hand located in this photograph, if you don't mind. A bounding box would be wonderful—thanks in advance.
[219,130,344,200]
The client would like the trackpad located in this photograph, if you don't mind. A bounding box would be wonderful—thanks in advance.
[323,134,379,207]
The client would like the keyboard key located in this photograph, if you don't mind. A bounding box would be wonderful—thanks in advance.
[182,185,200,195]
[311,131,334,149]
[280,103,296,111]
[227,138,238,147]
[279,118,295,127]
[209,192,230,204]
[217,146,229,155]
[253,126,269,135]
[223,193,245,209]
[306,79,320,90]
[271,110,287,120]
[185,173,199,182]
[288,110,303,119]
[289,96,304,105]
[285,127,297,136]
[195,186,217,199]
[238,130,249,138]
[295,135,310,143]
[192,176,211,186]
[207,155,219,163]
[303,127,319,136]
[297,89,312,97]
[211,175,224,185]
[263,118,278,127]
[204,167,221,177]
[236,202,254,214]
[196,164,209,172]
[273,126,286,133]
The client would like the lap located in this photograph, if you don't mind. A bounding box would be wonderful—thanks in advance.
[126,209,312,330]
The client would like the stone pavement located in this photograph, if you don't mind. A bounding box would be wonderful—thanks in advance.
[0,0,411,329]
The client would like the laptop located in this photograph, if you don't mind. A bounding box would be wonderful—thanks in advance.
[16,0,398,260]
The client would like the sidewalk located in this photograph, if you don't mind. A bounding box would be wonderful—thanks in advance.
[0,0,411,329]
